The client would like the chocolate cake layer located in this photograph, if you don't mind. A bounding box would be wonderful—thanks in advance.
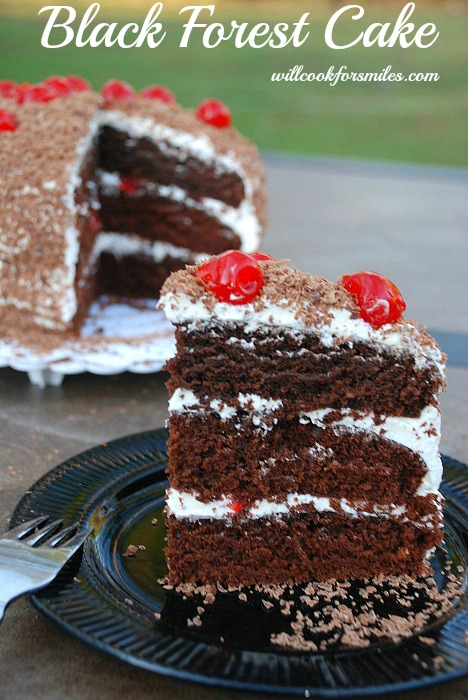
[98,193,240,254]
[96,252,186,297]
[98,127,245,207]
[167,413,427,505]
[166,326,442,418]
[165,513,441,586]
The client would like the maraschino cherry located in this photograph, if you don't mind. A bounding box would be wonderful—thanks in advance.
[43,75,90,97]
[65,75,91,92]
[251,252,274,262]
[0,109,17,132]
[196,250,264,305]
[140,85,175,104]
[89,210,102,236]
[119,176,144,195]
[227,501,243,513]
[196,98,231,128]
[10,76,90,104]
[43,76,74,97]
[16,82,57,104]
[0,80,16,99]
[341,271,406,328]
[101,79,135,104]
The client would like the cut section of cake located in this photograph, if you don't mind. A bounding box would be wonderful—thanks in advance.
[0,78,266,335]
[159,253,446,586]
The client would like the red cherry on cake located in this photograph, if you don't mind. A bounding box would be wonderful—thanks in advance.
[119,176,144,195]
[44,75,90,97]
[65,75,91,92]
[89,210,102,236]
[196,251,264,305]
[0,109,17,132]
[140,85,175,104]
[251,252,274,262]
[341,271,406,328]
[0,80,16,99]
[43,76,74,97]
[227,501,243,513]
[196,98,231,128]
[101,80,136,104]
[16,82,57,104]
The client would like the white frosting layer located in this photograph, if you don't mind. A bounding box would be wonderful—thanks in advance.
[97,170,261,253]
[166,488,439,526]
[91,232,208,265]
[59,114,101,325]
[159,296,445,376]
[169,388,283,430]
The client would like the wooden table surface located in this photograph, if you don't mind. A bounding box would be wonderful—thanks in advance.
[0,156,467,699]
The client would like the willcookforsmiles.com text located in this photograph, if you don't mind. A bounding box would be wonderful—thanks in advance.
[272,65,440,86]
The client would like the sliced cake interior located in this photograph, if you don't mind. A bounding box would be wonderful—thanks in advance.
[160,254,446,586]
[0,79,266,334]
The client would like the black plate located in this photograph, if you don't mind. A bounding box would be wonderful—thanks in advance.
[9,429,468,696]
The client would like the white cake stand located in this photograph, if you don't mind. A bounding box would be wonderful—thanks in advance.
[0,298,176,388]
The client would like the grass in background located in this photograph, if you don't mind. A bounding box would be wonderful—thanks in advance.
[0,2,466,166]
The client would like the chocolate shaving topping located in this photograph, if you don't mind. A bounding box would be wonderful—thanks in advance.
[160,261,445,363]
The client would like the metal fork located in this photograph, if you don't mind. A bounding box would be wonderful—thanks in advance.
[0,516,92,622]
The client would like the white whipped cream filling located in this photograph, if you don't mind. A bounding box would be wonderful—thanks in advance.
[166,488,440,527]
[58,114,101,325]
[169,388,283,430]
[97,171,261,253]
[91,232,208,265]
[159,296,445,377]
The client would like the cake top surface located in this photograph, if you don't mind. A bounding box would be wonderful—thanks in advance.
[0,91,100,196]
[159,259,446,373]
[161,259,356,319]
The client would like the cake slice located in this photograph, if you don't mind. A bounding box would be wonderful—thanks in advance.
[159,252,446,586]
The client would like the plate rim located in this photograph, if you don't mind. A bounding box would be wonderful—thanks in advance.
[8,429,468,697]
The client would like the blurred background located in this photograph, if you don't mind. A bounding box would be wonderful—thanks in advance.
[1,0,467,166]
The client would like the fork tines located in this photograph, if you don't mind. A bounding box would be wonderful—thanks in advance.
[4,516,91,550]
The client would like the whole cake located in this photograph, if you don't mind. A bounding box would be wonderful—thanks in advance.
[159,252,446,586]
[0,77,266,334]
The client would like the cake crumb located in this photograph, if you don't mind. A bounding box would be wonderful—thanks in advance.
[187,615,202,628]
[122,544,139,557]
